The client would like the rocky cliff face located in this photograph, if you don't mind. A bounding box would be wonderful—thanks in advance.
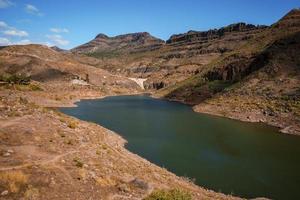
[157,9,300,135]
[166,23,266,44]
[71,32,165,55]
[50,46,68,52]
[72,23,268,90]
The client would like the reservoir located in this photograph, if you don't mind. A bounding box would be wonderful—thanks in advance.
[60,95,300,199]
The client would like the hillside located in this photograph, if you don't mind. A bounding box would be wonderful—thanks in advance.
[72,23,267,90]
[157,9,300,134]
[72,32,164,55]
[0,44,239,199]
[0,44,141,105]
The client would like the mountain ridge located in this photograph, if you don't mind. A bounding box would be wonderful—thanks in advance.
[71,31,165,54]
[156,8,300,134]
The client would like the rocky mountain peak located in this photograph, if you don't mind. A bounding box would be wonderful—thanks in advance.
[166,22,267,44]
[51,46,67,52]
[95,33,109,39]
[275,8,300,28]
[72,32,164,54]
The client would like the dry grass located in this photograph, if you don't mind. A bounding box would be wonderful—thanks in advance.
[0,170,28,193]
[67,121,78,129]
[73,157,83,168]
[144,189,192,200]
[24,185,39,199]
[95,177,116,186]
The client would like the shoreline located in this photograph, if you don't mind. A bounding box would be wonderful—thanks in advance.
[192,105,300,136]
[56,93,298,199]
[151,94,299,136]
[0,88,241,199]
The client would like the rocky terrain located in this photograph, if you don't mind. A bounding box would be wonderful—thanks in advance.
[157,9,300,135]
[0,7,299,200]
[72,23,267,90]
[0,44,241,199]
[72,32,164,55]
[70,9,300,135]
[0,92,240,200]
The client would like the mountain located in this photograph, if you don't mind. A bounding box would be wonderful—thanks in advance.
[166,22,267,45]
[0,44,230,200]
[71,32,164,55]
[0,44,139,94]
[157,8,300,134]
[72,23,267,90]
[51,46,68,52]
[68,9,300,134]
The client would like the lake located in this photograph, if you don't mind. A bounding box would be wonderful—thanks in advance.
[59,95,300,199]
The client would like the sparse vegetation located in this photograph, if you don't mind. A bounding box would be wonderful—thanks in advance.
[73,157,84,168]
[24,185,40,199]
[0,170,28,193]
[0,73,30,85]
[67,121,78,129]
[29,83,43,91]
[144,189,192,200]
[208,80,232,93]
[86,50,121,59]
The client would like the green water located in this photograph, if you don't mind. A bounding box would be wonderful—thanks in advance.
[60,95,300,200]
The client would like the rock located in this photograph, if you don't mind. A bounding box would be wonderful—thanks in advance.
[130,178,149,190]
[1,190,8,196]
[7,149,14,153]
[281,126,293,134]
[3,152,10,157]
[117,183,130,193]
[89,171,96,179]
[166,23,266,44]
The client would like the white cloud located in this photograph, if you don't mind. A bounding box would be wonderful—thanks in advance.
[0,21,8,28]
[50,28,69,33]
[3,29,28,37]
[46,34,69,46]
[0,37,52,47]
[14,39,31,45]
[42,41,53,47]
[0,37,10,45]
[25,4,43,16]
[0,0,14,8]
[0,21,29,37]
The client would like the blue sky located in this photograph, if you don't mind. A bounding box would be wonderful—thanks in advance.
[0,0,299,49]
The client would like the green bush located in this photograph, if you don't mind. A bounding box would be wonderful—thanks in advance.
[0,73,30,85]
[144,189,192,200]
[73,157,83,168]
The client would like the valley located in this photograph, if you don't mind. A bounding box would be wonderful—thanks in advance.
[0,7,299,200]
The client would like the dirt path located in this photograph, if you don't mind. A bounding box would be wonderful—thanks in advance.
[0,148,80,171]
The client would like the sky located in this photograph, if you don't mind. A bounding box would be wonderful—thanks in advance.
[0,0,299,49]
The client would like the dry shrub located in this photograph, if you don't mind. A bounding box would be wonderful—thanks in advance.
[144,189,192,200]
[67,121,77,129]
[95,177,116,186]
[0,170,28,193]
[24,185,39,200]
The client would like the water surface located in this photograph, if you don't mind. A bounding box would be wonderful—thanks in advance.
[60,95,300,199]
